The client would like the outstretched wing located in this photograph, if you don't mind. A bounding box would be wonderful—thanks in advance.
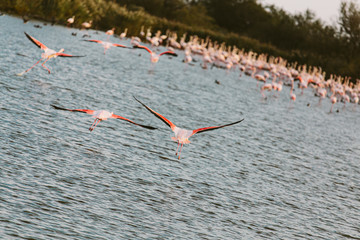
[192,119,244,135]
[51,105,94,115]
[112,43,129,48]
[159,51,178,57]
[133,45,152,54]
[133,96,176,131]
[111,114,156,130]
[24,32,48,50]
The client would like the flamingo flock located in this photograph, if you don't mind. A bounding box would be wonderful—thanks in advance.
[16,15,360,158]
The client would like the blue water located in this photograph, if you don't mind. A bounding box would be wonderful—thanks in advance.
[1,14,359,239]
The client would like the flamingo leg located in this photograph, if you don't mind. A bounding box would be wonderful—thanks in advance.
[89,118,98,131]
[330,104,334,113]
[41,58,52,74]
[22,58,43,74]
[175,141,180,155]
[178,143,184,160]
[92,119,101,131]
[261,90,265,98]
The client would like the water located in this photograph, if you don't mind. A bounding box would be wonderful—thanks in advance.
[1,15,359,239]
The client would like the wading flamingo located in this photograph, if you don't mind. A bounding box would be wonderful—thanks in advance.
[18,32,84,75]
[133,44,177,63]
[83,39,129,54]
[134,97,244,159]
[330,90,337,113]
[260,83,272,98]
[51,105,156,132]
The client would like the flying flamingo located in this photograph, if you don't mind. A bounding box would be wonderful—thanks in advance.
[18,32,84,75]
[133,44,177,63]
[51,105,156,132]
[83,39,129,54]
[133,97,244,159]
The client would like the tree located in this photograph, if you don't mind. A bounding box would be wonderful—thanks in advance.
[339,0,360,54]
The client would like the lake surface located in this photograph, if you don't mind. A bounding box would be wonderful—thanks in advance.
[1,14,359,239]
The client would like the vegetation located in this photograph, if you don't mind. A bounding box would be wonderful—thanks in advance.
[1,0,359,81]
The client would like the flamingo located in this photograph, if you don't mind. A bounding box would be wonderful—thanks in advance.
[260,83,272,98]
[133,44,177,63]
[330,90,337,113]
[67,16,75,27]
[51,105,156,132]
[119,28,128,39]
[81,20,92,30]
[254,71,269,87]
[105,27,115,40]
[290,81,296,102]
[133,97,244,159]
[18,32,84,75]
[83,39,129,54]
[106,27,115,36]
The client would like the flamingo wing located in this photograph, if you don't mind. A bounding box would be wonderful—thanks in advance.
[159,51,178,57]
[133,45,152,54]
[192,119,244,135]
[133,96,176,131]
[24,32,48,50]
[111,114,156,130]
[57,53,85,57]
[112,43,129,48]
[83,39,103,44]
[51,105,94,114]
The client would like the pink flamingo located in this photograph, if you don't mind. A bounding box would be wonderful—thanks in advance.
[290,79,296,102]
[330,90,337,113]
[260,83,272,98]
[83,39,129,54]
[18,32,84,75]
[52,105,156,132]
[67,16,75,27]
[105,27,115,40]
[133,44,177,63]
[134,97,244,159]
[254,72,269,87]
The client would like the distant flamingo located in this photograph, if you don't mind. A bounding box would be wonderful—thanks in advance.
[51,105,156,132]
[119,28,128,39]
[81,20,92,30]
[290,82,296,102]
[133,44,177,63]
[67,16,75,27]
[105,27,115,40]
[261,83,272,98]
[83,39,129,54]
[330,90,337,113]
[254,71,269,87]
[134,97,244,159]
[18,32,84,75]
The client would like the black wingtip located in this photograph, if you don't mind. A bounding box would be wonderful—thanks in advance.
[141,125,157,130]
[51,104,68,111]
